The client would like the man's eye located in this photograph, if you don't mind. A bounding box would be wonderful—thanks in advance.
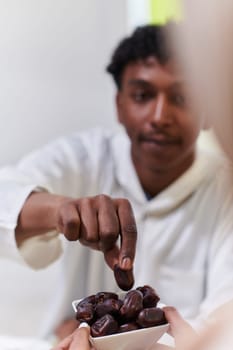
[131,91,152,102]
[171,94,186,107]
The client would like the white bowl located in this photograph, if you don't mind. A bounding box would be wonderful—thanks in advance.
[72,299,169,350]
[89,323,169,350]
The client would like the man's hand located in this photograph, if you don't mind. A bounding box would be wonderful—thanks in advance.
[56,195,137,272]
[16,192,137,288]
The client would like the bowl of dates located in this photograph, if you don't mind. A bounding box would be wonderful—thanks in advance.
[72,285,169,350]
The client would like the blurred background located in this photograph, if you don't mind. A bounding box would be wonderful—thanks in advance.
[0,0,221,338]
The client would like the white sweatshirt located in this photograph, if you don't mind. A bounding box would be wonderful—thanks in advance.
[0,128,233,337]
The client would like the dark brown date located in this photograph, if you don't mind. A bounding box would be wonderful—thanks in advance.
[137,307,167,328]
[75,285,166,337]
[95,292,118,304]
[91,314,118,337]
[119,322,139,333]
[136,285,160,308]
[114,264,134,291]
[120,290,143,320]
[78,294,96,306]
[95,298,122,318]
[76,303,94,323]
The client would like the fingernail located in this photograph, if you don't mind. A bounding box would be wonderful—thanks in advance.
[121,257,132,269]
[79,322,89,328]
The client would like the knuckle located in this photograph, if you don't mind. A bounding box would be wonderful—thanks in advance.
[58,200,76,218]
[96,194,111,203]
[78,197,91,207]
[98,235,117,252]
[87,236,99,243]
[64,230,79,241]
[100,229,118,240]
[122,223,137,236]
[117,198,132,208]
[80,230,99,244]
[62,218,80,240]
[58,202,68,215]
[60,198,75,208]
[66,218,79,230]
[80,236,98,246]
[64,234,77,242]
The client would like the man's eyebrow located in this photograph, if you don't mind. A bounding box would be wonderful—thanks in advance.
[127,79,187,89]
[127,79,152,87]
[169,81,186,89]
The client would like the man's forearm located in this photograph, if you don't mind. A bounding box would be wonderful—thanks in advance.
[15,192,67,245]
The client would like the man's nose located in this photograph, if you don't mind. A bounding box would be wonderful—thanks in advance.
[151,93,171,125]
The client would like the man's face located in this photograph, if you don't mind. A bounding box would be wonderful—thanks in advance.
[116,56,203,173]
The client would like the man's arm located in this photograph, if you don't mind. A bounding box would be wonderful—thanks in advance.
[15,191,137,281]
[0,130,137,287]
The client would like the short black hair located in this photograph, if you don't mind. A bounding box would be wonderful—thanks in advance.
[106,23,175,89]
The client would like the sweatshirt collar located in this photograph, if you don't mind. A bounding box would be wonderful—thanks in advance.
[112,130,218,215]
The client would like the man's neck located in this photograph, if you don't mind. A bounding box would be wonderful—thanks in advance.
[133,153,195,198]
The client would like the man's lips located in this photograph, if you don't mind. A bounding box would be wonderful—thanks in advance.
[140,134,180,146]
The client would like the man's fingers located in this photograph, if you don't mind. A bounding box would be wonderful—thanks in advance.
[96,195,119,252]
[57,196,137,277]
[115,199,137,270]
[104,244,120,269]
[77,198,99,243]
[57,203,81,241]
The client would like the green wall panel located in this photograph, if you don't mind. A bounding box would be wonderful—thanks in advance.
[150,0,182,24]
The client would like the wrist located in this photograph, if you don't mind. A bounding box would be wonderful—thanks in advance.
[46,194,69,231]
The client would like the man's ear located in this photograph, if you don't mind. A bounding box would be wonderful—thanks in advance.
[116,92,123,124]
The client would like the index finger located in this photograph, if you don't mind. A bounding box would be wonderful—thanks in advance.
[114,198,137,270]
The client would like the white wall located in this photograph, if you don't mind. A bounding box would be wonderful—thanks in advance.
[0,0,127,165]
[0,0,127,337]
[126,0,149,31]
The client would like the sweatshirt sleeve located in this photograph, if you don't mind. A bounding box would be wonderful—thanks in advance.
[0,134,86,268]
[0,129,112,269]
[0,167,56,267]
